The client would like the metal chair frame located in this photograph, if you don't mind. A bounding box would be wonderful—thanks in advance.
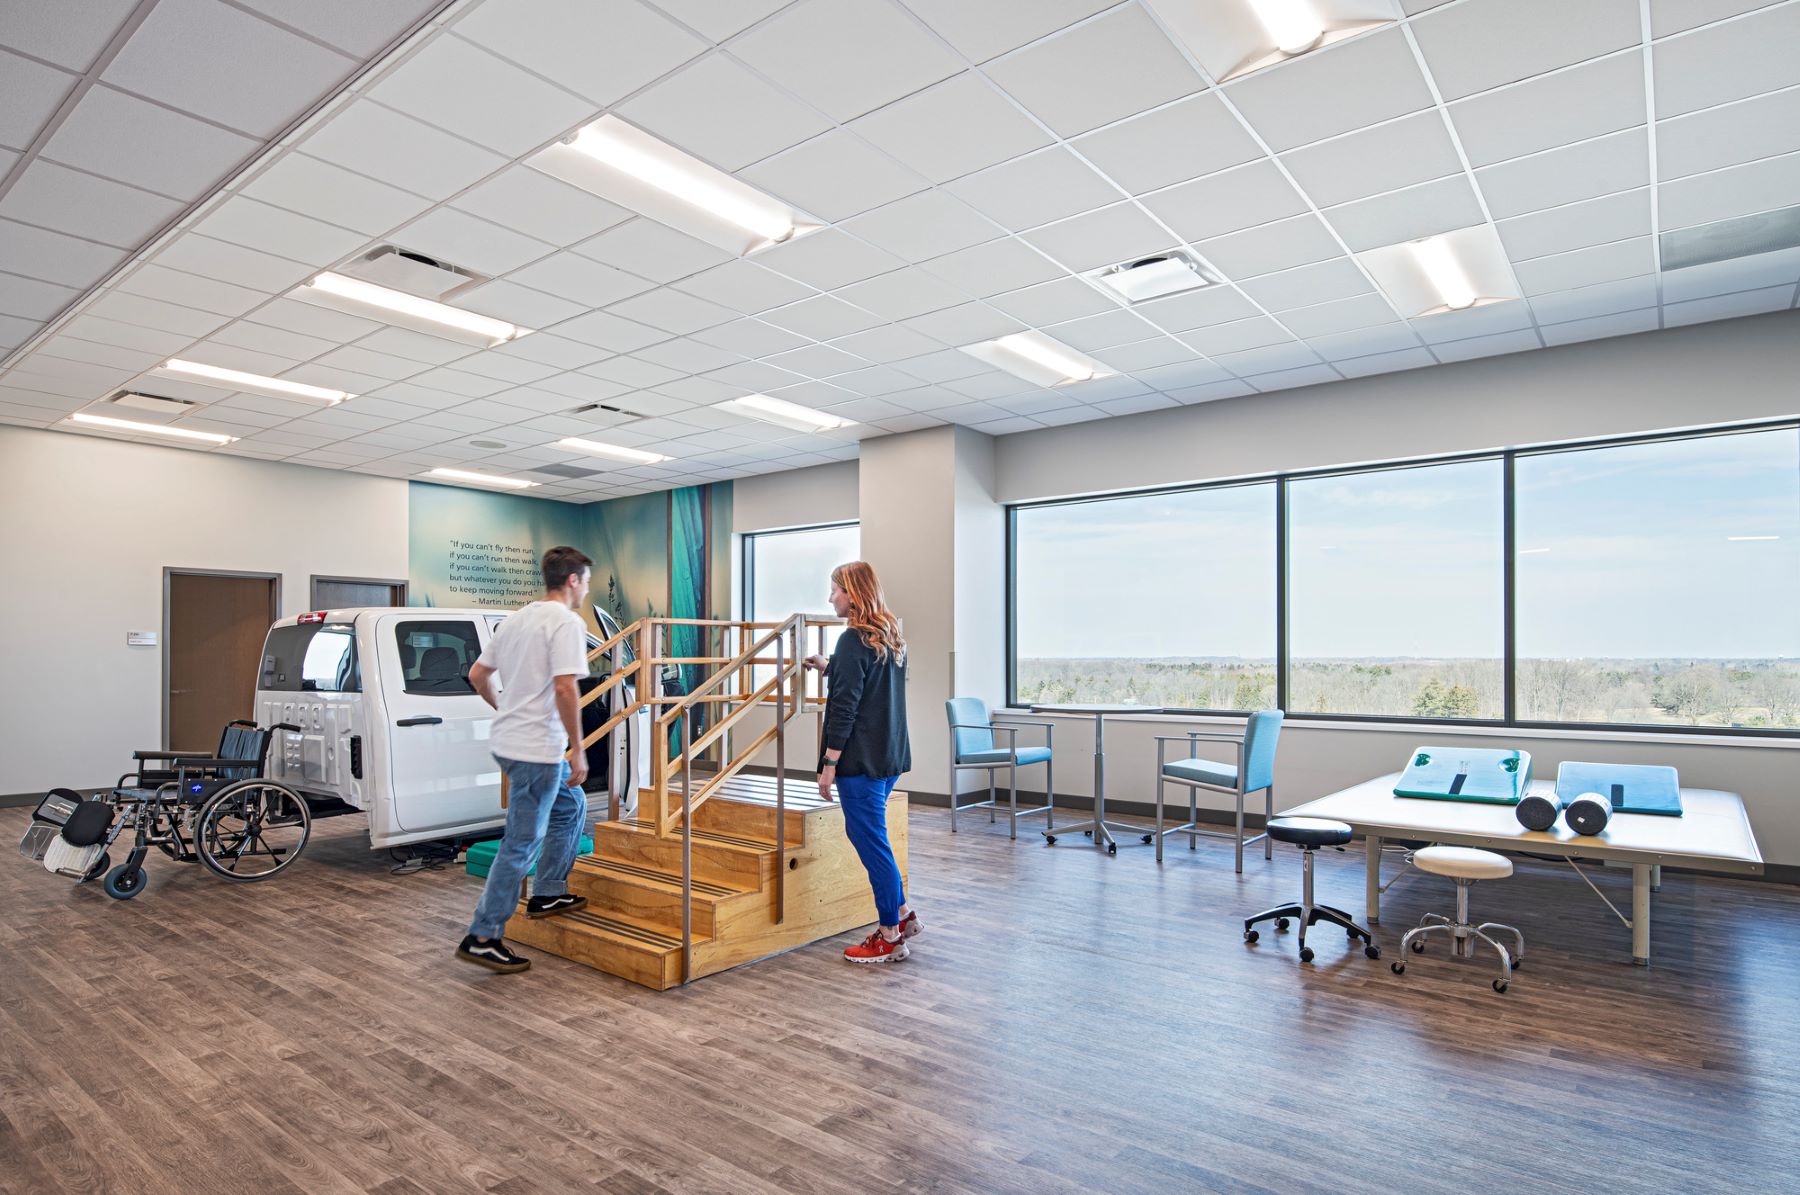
[947,718,1056,840]
[1152,730,1272,872]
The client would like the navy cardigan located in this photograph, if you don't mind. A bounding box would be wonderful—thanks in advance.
[820,630,911,779]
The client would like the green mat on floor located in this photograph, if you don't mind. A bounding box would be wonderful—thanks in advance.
[465,835,593,879]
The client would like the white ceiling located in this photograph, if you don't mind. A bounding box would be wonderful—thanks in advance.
[2,0,1797,502]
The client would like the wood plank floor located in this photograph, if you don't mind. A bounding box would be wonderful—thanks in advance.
[4,804,1800,1194]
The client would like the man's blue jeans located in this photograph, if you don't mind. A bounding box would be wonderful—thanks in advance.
[837,773,905,927]
[468,755,587,940]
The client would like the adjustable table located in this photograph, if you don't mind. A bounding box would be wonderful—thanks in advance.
[1029,703,1158,854]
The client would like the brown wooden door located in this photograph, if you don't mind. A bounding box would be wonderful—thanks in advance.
[311,577,406,609]
[167,572,278,752]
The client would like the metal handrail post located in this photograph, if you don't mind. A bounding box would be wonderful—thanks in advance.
[775,624,786,925]
[681,708,693,984]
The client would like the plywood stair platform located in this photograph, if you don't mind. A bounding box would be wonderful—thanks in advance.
[505,774,907,990]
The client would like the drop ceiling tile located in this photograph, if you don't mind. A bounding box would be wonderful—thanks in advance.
[1236,256,1373,311]
[740,130,929,223]
[1412,0,1641,102]
[1477,128,1651,220]
[605,288,737,335]
[314,345,428,381]
[40,85,258,202]
[370,33,594,157]
[755,228,907,290]
[1141,160,1309,243]
[1198,213,1343,277]
[103,0,356,139]
[764,343,866,379]
[759,294,886,340]
[441,278,585,329]
[1650,0,1786,36]
[1276,292,1400,338]
[394,207,555,277]
[850,72,1053,184]
[690,318,812,357]
[834,267,968,320]
[1659,245,1800,302]
[0,159,183,249]
[1072,93,1264,198]
[1331,346,1437,377]
[1324,174,1486,252]
[703,359,808,392]
[1660,151,1800,230]
[552,310,669,353]
[1411,299,1536,343]
[1282,111,1464,209]
[489,332,611,370]
[58,313,195,355]
[1091,337,1201,373]
[154,234,315,292]
[1498,189,1651,261]
[945,147,1122,234]
[1181,315,1294,356]
[1447,53,1645,169]
[450,353,561,385]
[408,367,513,398]
[191,196,368,267]
[841,191,1000,262]
[114,262,265,317]
[242,152,434,235]
[828,324,944,364]
[0,218,124,290]
[1045,309,1158,352]
[303,101,505,205]
[36,333,160,373]
[1245,362,1343,392]
[1656,87,1800,182]
[0,0,134,71]
[634,337,744,373]
[575,219,733,283]
[454,0,705,107]
[671,259,816,314]
[1662,283,1795,327]
[454,166,632,246]
[1539,307,1660,345]
[618,53,833,172]
[920,238,1062,298]
[577,356,684,390]
[987,276,1116,325]
[1527,274,1662,323]
[1305,322,1424,361]
[1019,202,1173,273]
[641,0,789,41]
[1212,343,1325,377]
[1653,2,1800,118]
[503,252,652,309]
[1225,28,1433,153]
[731,0,961,122]
[986,6,1203,138]
[906,0,1117,61]
[1130,360,1233,391]
[351,327,475,366]
[898,301,1025,345]
[1134,284,1261,331]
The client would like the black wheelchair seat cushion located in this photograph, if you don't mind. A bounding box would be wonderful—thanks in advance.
[60,800,113,847]
[1266,816,1354,849]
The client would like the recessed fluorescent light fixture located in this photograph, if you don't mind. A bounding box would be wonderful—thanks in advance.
[67,412,236,444]
[157,359,351,404]
[714,393,854,433]
[425,467,538,490]
[1090,253,1215,304]
[960,332,1114,387]
[1728,535,1780,541]
[296,272,528,347]
[1410,236,1478,311]
[1249,0,1323,54]
[1145,0,1392,82]
[532,116,817,257]
[556,437,671,465]
[1355,225,1521,320]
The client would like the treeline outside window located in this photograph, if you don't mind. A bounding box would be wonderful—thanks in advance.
[1010,424,1800,734]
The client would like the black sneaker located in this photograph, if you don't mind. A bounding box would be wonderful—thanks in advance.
[526,893,588,919]
[456,934,530,973]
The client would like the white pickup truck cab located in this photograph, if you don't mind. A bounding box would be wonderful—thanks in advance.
[254,606,644,850]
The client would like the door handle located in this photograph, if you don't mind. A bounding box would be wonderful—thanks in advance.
[396,716,443,727]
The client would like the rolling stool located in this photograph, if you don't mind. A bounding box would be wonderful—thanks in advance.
[1243,817,1379,963]
[1389,846,1525,993]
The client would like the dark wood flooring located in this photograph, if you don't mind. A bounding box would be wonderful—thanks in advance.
[4,803,1800,1194]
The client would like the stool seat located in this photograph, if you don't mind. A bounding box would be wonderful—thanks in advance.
[1265,816,1353,849]
[1414,845,1513,881]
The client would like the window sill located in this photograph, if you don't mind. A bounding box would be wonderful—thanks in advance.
[1004,708,1800,750]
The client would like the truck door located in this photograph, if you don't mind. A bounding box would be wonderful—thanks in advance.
[377,613,500,835]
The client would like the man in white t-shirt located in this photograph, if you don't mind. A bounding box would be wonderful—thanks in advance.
[456,546,595,974]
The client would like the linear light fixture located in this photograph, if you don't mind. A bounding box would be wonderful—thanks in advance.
[425,467,538,490]
[961,332,1114,387]
[67,412,236,444]
[715,393,854,433]
[1410,236,1478,311]
[556,437,671,465]
[1728,535,1780,541]
[1248,0,1324,55]
[158,358,351,403]
[298,272,527,347]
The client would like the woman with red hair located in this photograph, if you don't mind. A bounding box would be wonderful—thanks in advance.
[805,561,918,963]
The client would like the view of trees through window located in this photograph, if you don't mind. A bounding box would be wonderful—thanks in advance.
[1012,427,1800,731]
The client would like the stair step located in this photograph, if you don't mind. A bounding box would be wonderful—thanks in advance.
[504,902,692,991]
[617,817,794,851]
[555,905,681,953]
[566,854,752,937]
[595,819,775,888]
[578,854,743,898]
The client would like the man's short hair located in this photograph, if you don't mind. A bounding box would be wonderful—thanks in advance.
[542,546,593,591]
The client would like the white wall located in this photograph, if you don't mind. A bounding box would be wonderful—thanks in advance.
[0,427,408,793]
[731,460,858,534]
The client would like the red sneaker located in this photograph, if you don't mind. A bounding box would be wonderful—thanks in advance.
[843,930,909,964]
[899,910,921,939]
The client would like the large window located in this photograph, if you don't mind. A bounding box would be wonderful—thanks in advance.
[1013,485,1275,708]
[744,522,860,668]
[1007,421,1800,735]
[1288,460,1503,719]
[1515,428,1800,729]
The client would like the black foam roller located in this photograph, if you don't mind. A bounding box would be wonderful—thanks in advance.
[1564,792,1612,836]
[1515,792,1560,832]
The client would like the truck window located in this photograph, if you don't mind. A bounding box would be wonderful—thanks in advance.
[260,624,360,693]
[395,620,481,695]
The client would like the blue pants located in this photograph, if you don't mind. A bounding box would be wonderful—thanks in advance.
[468,755,587,940]
[837,774,905,927]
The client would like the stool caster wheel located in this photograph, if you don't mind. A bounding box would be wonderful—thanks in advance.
[1511,958,1522,970]
[1244,929,1259,943]
[1299,947,1314,963]
[1346,929,1357,941]
[1083,830,1092,838]
[1410,939,1425,953]
[1364,944,1381,960]
[1391,961,1405,975]
[1492,980,1509,994]
[1275,918,1289,932]
[1044,836,1056,846]
[1106,843,1117,855]
[1141,834,1153,844]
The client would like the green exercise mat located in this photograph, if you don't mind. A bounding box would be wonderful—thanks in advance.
[465,834,593,879]
[1394,747,1532,804]
[1556,762,1682,817]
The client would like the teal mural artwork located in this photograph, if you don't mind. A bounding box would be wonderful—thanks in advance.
[407,481,588,610]
[670,485,707,696]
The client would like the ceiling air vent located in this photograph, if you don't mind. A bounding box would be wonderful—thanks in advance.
[1661,206,1800,272]
[1087,250,1215,303]
[533,463,605,480]
[569,402,648,419]
[338,246,486,300]
[108,390,195,416]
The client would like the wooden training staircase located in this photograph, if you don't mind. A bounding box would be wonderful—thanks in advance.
[503,616,908,990]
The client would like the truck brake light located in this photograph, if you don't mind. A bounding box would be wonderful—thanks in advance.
[297,611,328,623]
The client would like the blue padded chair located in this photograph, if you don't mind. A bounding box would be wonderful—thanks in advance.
[946,697,1055,839]
[1152,709,1284,872]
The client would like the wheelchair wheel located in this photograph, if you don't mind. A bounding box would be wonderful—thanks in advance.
[103,863,148,900]
[195,781,311,882]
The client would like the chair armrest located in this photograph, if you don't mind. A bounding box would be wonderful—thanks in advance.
[1158,731,1247,744]
[131,750,190,762]
[172,755,261,771]
[948,722,1011,734]
[990,717,1052,746]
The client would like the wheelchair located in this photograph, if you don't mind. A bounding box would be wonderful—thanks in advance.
[19,720,313,900]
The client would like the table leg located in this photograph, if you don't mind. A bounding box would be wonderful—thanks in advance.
[1632,863,1651,966]
[1092,715,1111,847]
[1366,834,1382,925]
[1651,864,1662,892]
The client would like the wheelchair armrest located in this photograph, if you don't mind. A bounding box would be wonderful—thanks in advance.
[132,750,189,762]
[171,755,262,772]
